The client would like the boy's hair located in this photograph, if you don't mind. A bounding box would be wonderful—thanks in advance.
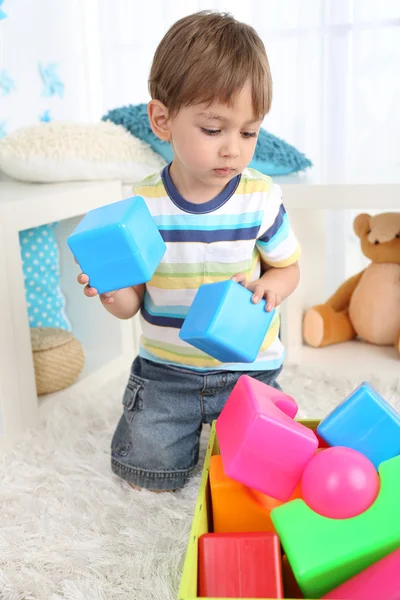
[149,11,272,118]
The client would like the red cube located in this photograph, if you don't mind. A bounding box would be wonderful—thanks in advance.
[198,531,284,598]
[315,431,330,448]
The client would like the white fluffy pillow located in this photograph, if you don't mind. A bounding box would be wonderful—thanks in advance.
[0,121,166,184]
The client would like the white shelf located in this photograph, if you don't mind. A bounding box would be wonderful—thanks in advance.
[0,180,124,227]
[275,163,400,186]
[0,179,135,446]
[122,166,400,209]
[279,162,400,376]
[289,341,399,380]
[276,166,400,210]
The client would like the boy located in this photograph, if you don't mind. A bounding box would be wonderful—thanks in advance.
[77,11,300,491]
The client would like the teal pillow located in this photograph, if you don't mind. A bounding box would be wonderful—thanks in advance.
[19,223,71,330]
[103,104,173,163]
[102,103,312,176]
[251,128,312,175]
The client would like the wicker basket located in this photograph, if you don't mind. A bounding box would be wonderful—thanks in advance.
[30,327,85,395]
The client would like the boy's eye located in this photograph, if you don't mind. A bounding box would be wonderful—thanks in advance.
[201,128,221,136]
[200,128,258,138]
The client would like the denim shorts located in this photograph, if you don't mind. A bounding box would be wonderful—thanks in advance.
[111,356,283,491]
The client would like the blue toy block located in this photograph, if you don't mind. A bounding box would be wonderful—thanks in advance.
[317,382,400,468]
[67,196,166,294]
[179,280,276,363]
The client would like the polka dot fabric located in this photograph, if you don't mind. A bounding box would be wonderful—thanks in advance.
[19,224,71,330]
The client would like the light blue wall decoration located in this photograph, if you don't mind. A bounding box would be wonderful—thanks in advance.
[0,0,7,20]
[0,69,15,96]
[38,63,64,98]
[39,109,52,122]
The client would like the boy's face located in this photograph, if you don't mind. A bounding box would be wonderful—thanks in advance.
[168,80,263,189]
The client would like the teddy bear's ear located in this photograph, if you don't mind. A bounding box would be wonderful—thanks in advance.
[354,213,371,238]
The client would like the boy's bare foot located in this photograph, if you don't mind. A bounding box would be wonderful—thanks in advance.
[129,483,175,493]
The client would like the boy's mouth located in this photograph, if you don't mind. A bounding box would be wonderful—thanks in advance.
[214,167,235,176]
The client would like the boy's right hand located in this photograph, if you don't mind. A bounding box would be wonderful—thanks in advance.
[77,272,118,305]
[74,256,117,305]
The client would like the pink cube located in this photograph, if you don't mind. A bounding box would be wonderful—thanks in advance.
[322,548,400,599]
[216,375,318,501]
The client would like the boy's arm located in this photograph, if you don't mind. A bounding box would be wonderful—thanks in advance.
[259,260,300,303]
[76,262,145,319]
[101,284,145,320]
[233,182,300,311]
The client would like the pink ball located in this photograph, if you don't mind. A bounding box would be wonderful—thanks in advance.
[301,446,380,519]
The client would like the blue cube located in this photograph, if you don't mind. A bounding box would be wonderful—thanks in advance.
[179,280,276,363]
[317,382,400,468]
[67,196,166,294]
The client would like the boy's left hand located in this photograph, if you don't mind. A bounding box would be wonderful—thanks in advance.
[231,273,280,312]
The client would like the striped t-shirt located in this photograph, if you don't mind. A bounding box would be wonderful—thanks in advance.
[133,165,300,372]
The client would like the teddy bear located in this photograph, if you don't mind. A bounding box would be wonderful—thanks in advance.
[303,212,400,355]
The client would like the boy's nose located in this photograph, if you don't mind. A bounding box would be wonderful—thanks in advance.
[220,140,240,159]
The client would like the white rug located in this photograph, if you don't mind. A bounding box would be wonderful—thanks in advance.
[0,365,399,600]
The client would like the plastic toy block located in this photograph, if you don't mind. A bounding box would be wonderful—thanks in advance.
[315,431,330,448]
[271,455,400,599]
[67,195,166,294]
[216,375,318,501]
[179,279,276,363]
[301,446,379,519]
[322,548,400,599]
[210,454,302,533]
[282,555,304,599]
[317,381,400,468]
[198,531,284,598]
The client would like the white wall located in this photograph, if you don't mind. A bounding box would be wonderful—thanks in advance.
[0,0,95,135]
[2,0,399,170]
[96,0,400,182]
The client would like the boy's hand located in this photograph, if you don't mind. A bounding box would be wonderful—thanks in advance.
[231,273,280,312]
[73,257,144,319]
[77,272,117,305]
[74,255,117,305]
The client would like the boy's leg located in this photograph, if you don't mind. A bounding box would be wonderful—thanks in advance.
[250,366,283,391]
[111,357,204,492]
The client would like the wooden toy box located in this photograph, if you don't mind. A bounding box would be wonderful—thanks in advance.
[178,419,321,600]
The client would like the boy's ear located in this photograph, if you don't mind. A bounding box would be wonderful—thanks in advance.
[148,100,171,142]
